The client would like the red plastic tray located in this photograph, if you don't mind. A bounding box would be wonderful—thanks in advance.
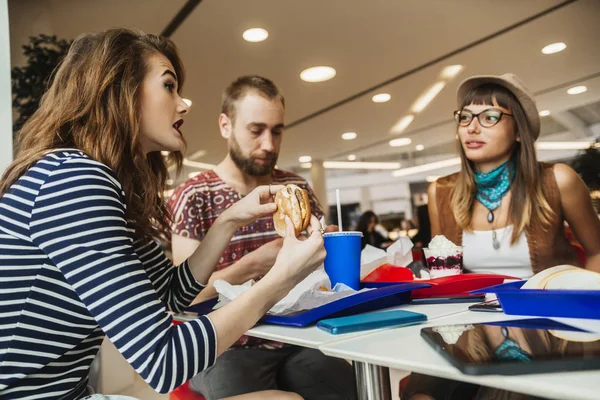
[362,266,518,298]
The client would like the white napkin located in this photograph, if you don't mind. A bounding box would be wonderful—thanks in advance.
[360,237,414,279]
[213,268,373,316]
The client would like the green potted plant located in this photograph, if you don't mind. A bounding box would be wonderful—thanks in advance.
[11,34,71,143]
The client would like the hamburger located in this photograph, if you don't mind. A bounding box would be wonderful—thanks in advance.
[273,184,311,237]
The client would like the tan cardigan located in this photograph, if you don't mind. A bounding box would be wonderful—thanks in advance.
[435,163,579,274]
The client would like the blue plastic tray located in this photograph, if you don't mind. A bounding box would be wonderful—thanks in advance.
[471,281,600,320]
[186,282,430,327]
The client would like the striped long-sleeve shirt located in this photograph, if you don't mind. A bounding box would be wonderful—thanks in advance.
[0,150,217,399]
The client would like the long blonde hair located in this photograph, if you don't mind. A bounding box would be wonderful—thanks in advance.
[451,84,554,244]
[1,28,184,240]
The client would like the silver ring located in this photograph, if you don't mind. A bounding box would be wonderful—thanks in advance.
[268,184,273,196]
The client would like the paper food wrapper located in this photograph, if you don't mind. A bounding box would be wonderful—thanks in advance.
[213,268,373,316]
[360,237,414,279]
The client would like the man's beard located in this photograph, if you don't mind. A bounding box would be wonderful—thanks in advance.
[229,135,278,177]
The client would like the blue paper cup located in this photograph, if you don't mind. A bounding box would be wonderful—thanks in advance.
[323,231,363,290]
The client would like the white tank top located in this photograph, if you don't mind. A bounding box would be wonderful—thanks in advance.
[462,225,532,279]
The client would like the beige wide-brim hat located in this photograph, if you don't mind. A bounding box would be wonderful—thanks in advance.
[456,73,541,140]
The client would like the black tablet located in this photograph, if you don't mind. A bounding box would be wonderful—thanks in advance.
[421,318,600,375]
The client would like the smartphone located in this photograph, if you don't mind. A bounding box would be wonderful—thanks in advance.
[468,299,503,312]
[317,310,427,335]
[411,295,485,305]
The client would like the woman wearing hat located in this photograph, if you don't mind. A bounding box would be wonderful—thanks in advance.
[403,74,600,400]
[429,73,599,278]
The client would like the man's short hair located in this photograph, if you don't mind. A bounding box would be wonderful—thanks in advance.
[221,75,285,123]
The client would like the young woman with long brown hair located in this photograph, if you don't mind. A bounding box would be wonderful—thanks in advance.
[404,74,600,400]
[429,73,600,278]
[0,28,323,400]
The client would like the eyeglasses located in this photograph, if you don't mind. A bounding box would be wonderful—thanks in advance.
[453,108,513,128]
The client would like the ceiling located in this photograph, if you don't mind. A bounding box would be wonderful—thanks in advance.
[8,0,600,180]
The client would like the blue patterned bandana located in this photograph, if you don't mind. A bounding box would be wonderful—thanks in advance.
[474,158,515,212]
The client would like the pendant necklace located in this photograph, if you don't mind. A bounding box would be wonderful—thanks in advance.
[474,158,515,251]
[487,210,501,250]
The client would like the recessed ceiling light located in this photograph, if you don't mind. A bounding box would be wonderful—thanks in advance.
[392,157,461,177]
[411,81,446,113]
[440,65,464,79]
[541,42,566,55]
[298,155,312,163]
[536,141,594,150]
[372,93,391,103]
[347,154,357,161]
[188,172,201,178]
[161,151,169,156]
[415,144,425,151]
[300,66,336,83]
[243,28,269,42]
[389,138,412,147]
[539,110,551,117]
[323,161,401,170]
[182,159,217,169]
[341,132,357,140]
[567,86,587,95]
[390,115,415,134]
[182,98,192,107]
[300,162,312,169]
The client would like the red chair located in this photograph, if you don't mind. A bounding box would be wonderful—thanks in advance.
[170,319,206,400]
[572,243,587,266]
[170,380,205,400]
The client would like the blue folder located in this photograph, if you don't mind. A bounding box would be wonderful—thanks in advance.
[471,281,600,320]
[186,282,430,327]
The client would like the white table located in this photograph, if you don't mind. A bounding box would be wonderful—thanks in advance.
[319,310,600,400]
[246,302,472,400]
[175,302,472,400]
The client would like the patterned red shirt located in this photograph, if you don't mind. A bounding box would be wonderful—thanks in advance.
[169,169,324,348]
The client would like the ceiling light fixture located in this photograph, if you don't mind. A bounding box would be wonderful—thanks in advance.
[323,161,401,170]
[347,154,357,161]
[298,155,312,163]
[392,157,461,177]
[182,98,192,107]
[541,42,566,55]
[415,144,425,151]
[389,137,412,147]
[536,141,597,150]
[390,115,415,134]
[372,93,391,103]
[243,28,269,42]
[440,65,464,79]
[188,172,201,179]
[539,110,551,117]
[300,66,336,82]
[166,179,174,185]
[182,159,217,169]
[567,86,587,95]
[411,81,446,113]
[161,151,169,156]
[341,132,357,140]
[188,149,207,159]
[300,162,312,169]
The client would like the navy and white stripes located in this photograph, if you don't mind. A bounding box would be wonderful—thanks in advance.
[0,150,216,399]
